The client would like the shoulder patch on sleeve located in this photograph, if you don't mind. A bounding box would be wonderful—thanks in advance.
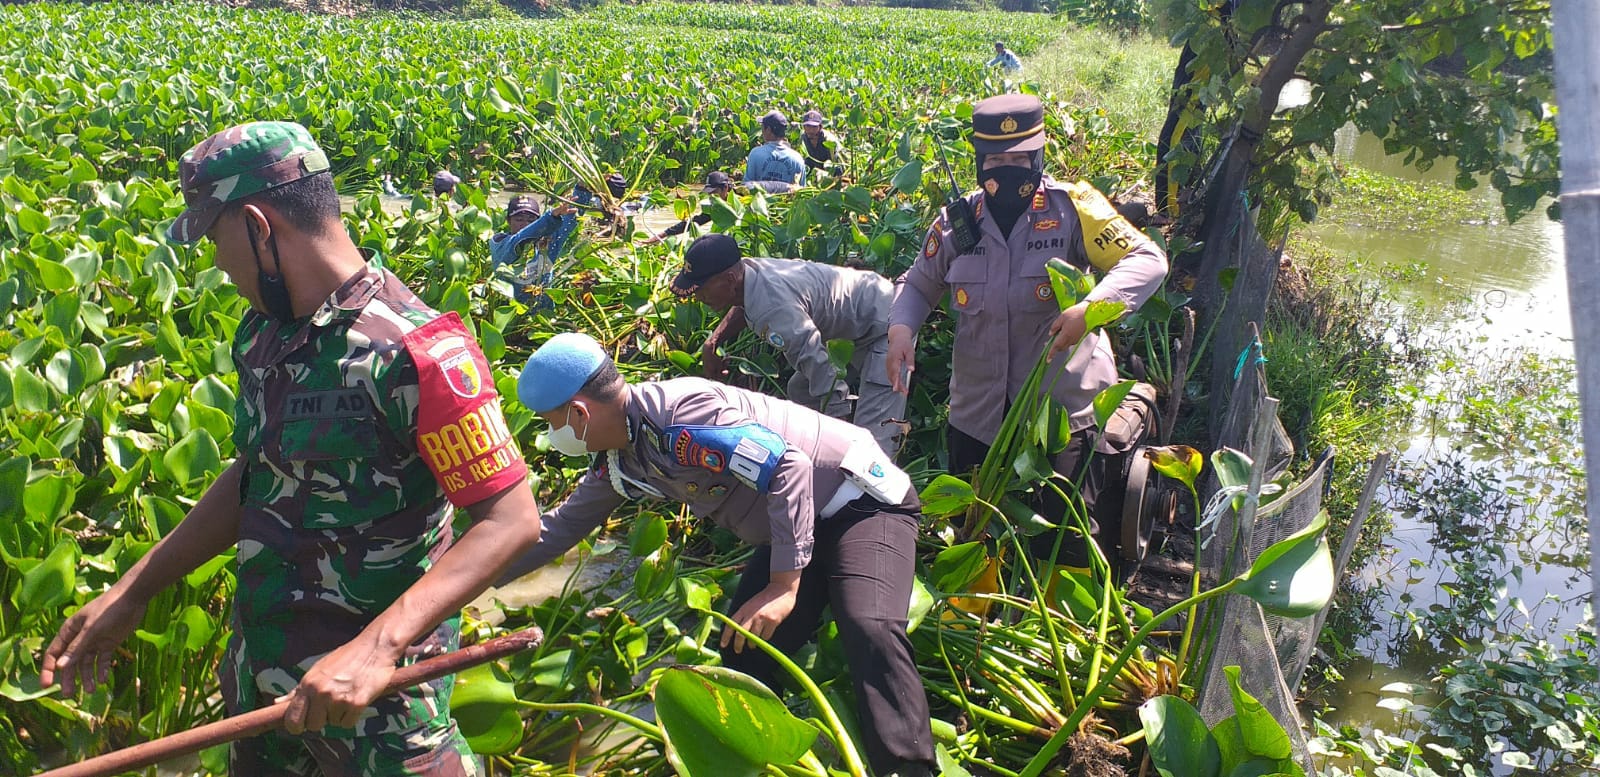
[666,422,786,492]
[1067,181,1149,272]
[923,229,941,258]
[402,312,527,507]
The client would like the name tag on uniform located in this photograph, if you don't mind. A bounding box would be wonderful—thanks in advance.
[282,389,373,421]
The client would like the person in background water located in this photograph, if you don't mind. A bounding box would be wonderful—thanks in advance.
[886,94,1168,578]
[642,171,734,245]
[488,193,578,311]
[501,332,936,777]
[41,121,544,776]
[987,41,1022,75]
[675,234,907,456]
[799,110,844,177]
[744,110,807,194]
[596,172,636,238]
[432,170,460,197]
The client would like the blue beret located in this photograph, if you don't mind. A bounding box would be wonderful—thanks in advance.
[518,333,607,413]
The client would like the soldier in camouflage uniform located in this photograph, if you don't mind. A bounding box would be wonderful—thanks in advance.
[41,122,544,776]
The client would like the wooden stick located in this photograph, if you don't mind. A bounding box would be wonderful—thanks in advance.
[35,628,543,777]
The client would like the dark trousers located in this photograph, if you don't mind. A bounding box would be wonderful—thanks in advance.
[723,499,935,775]
[947,424,1124,570]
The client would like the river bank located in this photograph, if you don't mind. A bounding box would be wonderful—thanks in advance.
[1271,131,1595,775]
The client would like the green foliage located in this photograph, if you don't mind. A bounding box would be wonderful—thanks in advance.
[653,666,820,776]
[1141,669,1313,777]
[1286,186,1593,774]
[450,662,524,756]
[1322,167,1486,231]
[1147,444,1203,492]
[1017,508,1332,776]
[1162,0,1557,228]
[1141,694,1221,777]
[1313,629,1600,776]
[0,3,1215,775]
[1056,0,1151,32]
[1265,240,1422,567]
[929,541,988,592]
[1309,342,1594,775]
[1235,510,1334,619]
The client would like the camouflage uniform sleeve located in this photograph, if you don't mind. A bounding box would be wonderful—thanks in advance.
[891,206,956,331]
[377,339,423,454]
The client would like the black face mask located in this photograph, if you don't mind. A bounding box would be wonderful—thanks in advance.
[979,165,1043,218]
[245,216,295,323]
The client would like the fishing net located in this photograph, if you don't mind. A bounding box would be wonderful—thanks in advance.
[1191,339,1325,774]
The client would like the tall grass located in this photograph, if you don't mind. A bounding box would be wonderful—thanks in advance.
[1027,26,1176,141]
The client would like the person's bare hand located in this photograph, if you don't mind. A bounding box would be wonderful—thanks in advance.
[280,639,397,735]
[1047,303,1089,359]
[702,339,728,381]
[41,589,149,696]
[886,325,916,395]
[721,586,797,654]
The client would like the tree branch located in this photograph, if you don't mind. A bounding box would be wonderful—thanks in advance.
[1245,4,1336,134]
[1258,136,1325,169]
[1379,4,1548,33]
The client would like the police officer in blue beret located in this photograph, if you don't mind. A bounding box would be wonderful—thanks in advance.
[501,333,935,777]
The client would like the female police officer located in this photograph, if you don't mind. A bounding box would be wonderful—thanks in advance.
[885,94,1168,572]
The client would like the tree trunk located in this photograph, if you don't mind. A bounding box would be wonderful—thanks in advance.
[1188,0,1335,439]
[1193,0,1334,314]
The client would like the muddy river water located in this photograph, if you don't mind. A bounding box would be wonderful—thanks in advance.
[1304,126,1585,772]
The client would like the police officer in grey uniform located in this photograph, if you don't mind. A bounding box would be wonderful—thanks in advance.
[674,234,906,456]
[886,94,1168,570]
[500,333,935,777]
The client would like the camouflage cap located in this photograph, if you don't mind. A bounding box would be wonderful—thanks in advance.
[167,121,332,244]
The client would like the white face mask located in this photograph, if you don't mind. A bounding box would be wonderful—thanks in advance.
[547,405,591,456]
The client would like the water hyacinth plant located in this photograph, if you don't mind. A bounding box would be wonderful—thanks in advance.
[0,3,1314,775]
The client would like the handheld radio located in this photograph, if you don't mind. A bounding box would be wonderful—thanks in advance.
[936,142,980,255]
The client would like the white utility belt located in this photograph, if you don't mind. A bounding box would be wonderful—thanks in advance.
[818,440,913,519]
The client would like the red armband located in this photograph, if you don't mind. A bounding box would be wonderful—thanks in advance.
[402,312,528,507]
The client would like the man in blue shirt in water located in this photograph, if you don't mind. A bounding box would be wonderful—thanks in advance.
[987,41,1022,74]
[744,111,806,193]
[488,193,578,311]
